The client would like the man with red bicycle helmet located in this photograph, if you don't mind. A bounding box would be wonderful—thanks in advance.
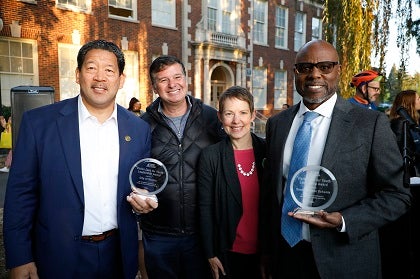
[349,69,383,110]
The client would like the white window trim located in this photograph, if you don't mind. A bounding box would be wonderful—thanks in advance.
[152,0,176,29]
[58,43,81,101]
[56,0,92,14]
[311,17,322,41]
[275,5,288,49]
[274,70,287,109]
[108,0,138,21]
[117,50,140,108]
[206,0,238,35]
[294,12,306,52]
[252,67,267,110]
[0,38,39,106]
[253,0,268,45]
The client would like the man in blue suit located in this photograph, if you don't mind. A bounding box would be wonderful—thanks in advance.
[3,40,156,279]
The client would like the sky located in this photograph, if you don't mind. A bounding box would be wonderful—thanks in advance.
[378,2,420,75]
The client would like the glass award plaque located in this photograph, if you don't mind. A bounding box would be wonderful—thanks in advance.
[290,165,338,215]
[129,158,168,200]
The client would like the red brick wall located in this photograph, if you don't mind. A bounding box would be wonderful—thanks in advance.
[0,0,323,115]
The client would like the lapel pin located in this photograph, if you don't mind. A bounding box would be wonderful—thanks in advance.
[125,135,131,142]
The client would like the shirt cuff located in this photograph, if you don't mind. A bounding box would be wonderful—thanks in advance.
[337,216,346,232]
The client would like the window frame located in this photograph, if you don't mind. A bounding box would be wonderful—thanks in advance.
[108,0,137,21]
[152,0,176,28]
[56,0,92,13]
[311,17,322,41]
[58,43,81,100]
[0,38,39,106]
[274,70,288,109]
[275,5,288,49]
[294,12,306,51]
[253,0,268,45]
[117,50,140,108]
[252,67,267,110]
[206,0,237,35]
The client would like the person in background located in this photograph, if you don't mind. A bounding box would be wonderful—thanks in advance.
[348,69,383,110]
[261,39,411,279]
[281,103,290,111]
[3,39,156,279]
[128,97,144,116]
[389,90,420,176]
[197,86,265,279]
[140,55,225,279]
[381,89,420,279]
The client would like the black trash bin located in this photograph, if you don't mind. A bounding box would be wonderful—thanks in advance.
[10,86,55,150]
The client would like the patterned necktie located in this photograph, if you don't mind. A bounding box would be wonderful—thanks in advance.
[281,111,319,247]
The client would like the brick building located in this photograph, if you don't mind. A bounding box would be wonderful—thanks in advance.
[0,0,324,120]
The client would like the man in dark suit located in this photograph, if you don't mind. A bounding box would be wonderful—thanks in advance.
[261,40,411,278]
[3,40,156,279]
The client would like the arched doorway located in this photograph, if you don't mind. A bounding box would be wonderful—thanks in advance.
[210,63,234,109]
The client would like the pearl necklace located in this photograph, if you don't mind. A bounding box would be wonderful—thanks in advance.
[237,161,256,177]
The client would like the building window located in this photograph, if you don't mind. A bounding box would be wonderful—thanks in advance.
[117,51,139,108]
[57,0,91,12]
[275,6,288,49]
[58,44,81,100]
[0,40,34,74]
[208,4,217,31]
[19,0,37,4]
[274,71,287,109]
[207,0,236,34]
[294,12,306,51]
[252,68,267,109]
[109,0,137,20]
[293,76,301,105]
[312,17,322,40]
[152,0,175,28]
[253,0,267,44]
[0,38,39,106]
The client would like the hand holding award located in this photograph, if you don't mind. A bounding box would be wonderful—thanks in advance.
[290,165,338,216]
[129,158,168,203]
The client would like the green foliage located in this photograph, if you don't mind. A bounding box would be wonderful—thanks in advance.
[386,65,402,103]
[324,0,388,99]
[402,72,420,92]
[412,19,420,55]
[395,0,413,76]
[324,0,420,100]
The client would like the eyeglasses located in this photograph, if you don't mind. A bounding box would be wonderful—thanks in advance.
[294,61,339,75]
[367,86,380,93]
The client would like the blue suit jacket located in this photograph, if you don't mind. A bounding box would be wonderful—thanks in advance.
[3,96,151,279]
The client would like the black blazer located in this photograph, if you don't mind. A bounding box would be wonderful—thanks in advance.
[197,133,266,263]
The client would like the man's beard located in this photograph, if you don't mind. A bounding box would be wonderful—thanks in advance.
[303,91,335,104]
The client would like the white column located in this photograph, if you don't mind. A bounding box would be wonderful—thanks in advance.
[194,56,202,100]
[242,62,246,87]
[236,63,242,86]
[203,57,210,105]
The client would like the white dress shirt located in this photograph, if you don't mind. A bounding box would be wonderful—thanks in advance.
[78,96,120,235]
[283,94,337,241]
